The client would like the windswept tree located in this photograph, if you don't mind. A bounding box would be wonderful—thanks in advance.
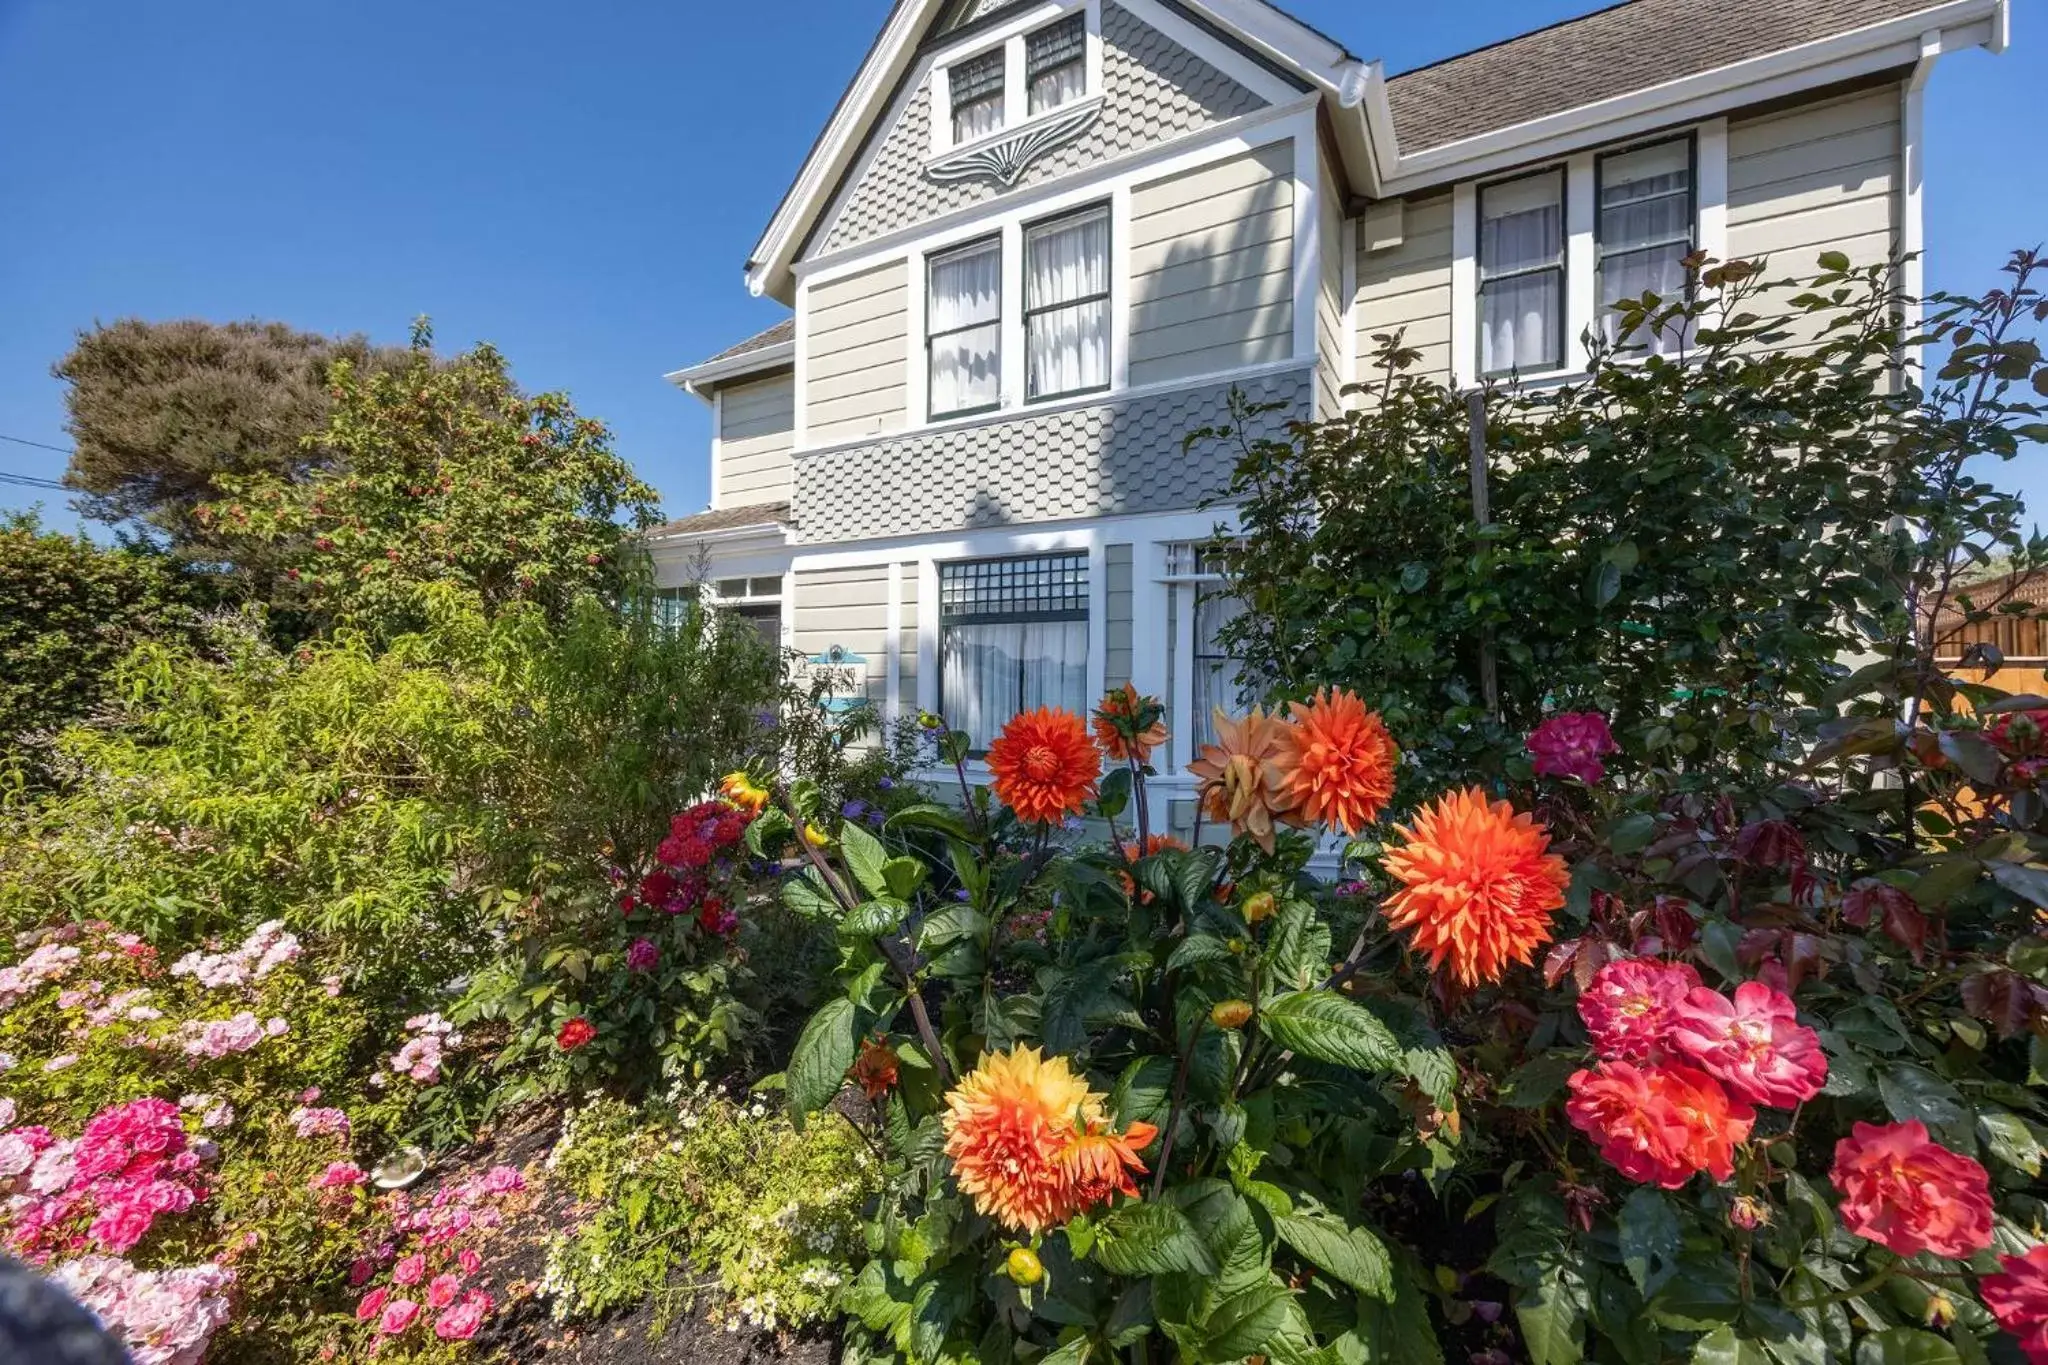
[55,318,415,556]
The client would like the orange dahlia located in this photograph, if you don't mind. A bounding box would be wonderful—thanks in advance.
[1092,683,1169,764]
[1187,707,1298,852]
[941,1047,1104,1233]
[1381,787,1570,987]
[848,1037,900,1101]
[987,708,1102,826]
[1057,1118,1159,1209]
[1273,688,1399,835]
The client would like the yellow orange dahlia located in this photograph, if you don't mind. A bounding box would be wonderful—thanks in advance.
[1092,683,1169,764]
[941,1047,1105,1233]
[1057,1119,1159,1209]
[718,771,771,814]
[987,708,1102,826]
[1273,689,1399,835]
[1381,787,1569,987]
[1186,707,1298,852]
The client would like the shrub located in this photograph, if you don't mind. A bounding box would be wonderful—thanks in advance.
[541,1088,877,1336]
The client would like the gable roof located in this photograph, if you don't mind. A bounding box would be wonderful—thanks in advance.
[664,317,796,397]
[647,500,792,539]
[701,318,793,364]
[1385,0,1982,155]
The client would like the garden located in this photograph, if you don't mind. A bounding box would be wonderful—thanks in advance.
[2,252,2047,1365]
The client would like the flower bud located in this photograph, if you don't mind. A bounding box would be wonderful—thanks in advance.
[1005,1247,1044,1287]
[1211,1000,1253,1030]
[1244,892,1277,924]
[1226,938,1248,955]
[1924,1294,1955,1329]
[1729,1196,1771,1231]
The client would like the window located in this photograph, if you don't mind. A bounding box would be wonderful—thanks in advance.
[1165,544,1244,757]
[1027,14,1086,115]
[940,554,1089,744]
[928,236,1002,418]
[1598,138,1695,355]
[1478,169,1566,377]
[1024,205,1110,401]
[949,49,1005,144]
[709,575,784,648]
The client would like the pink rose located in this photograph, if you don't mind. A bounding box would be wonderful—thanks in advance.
[391,1253,426,1287]
[481,1165,524,1195]
[348,1258,375,1288]
[1577,958,1699,1062]
[355,1286,389,1321]
[457,1248,482,1277]
[428,1273,462,1309]
[1527,711,1620,785]
[378,1299,422,1335]
[1667,980,1829,1109]
[434,1290,491,1341]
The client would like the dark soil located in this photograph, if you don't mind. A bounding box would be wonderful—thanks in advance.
[414,1101,841,1365]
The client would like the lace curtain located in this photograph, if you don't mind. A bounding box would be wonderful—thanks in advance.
[1024,208,1109,399]
[1599,140,1694,354]
[1479,170,1565,375]
[929,240,1001,416]
[940,621,1088,743]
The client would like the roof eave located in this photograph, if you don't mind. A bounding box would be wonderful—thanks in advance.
[1376,0,2006,196]
[663,340,799,403]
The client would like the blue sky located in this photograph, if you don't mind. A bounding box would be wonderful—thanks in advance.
[0,0,2039,534]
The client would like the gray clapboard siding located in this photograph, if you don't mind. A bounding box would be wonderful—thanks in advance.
[1353,191,1455,395]
[1128,142,1295,386]
[1316,150,1345,418]
[1105,545,1133,690]
[716,374,795,505]
[794,565,891,711]
[806,261,909,444]
[1728,85,1900,269]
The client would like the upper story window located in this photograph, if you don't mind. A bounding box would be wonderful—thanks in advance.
[1597,138,1695,355]
[939,553,1089,745]
[1027,14,1087,115]
[949,49,1006,144]
[1479,169,1566,378]
[928,235,1003,418]
[1024,205,1110,401]
[935,6,1096,153]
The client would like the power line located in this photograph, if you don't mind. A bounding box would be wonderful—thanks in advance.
[0,471,66,491]
[0,433,72,457]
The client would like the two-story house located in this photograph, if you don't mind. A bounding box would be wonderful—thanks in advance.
[652,0,2008,813]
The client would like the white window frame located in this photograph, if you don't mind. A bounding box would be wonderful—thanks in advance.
[1161,543,1238,775]
[1450,118,1727,389]
[928,0,1104,157]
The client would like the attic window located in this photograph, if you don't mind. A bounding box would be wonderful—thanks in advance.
[1027,14,1086,114]
[951,50,1006,144]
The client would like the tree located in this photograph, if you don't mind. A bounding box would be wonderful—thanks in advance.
[55,318,413,554]
[202,320,660,638]
[0,511,207,771]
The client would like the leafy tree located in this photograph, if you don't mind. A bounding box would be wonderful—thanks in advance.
[54,318,412,553]
[202,321,659,638]
[0,510,206,770]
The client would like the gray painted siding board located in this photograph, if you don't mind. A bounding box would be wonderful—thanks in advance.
[1316,150,1344,419]
[816,3,1268,256]
[793,567,890,709]
[1353,190,1454,390]
[808,261,909,443]
[1728,87,1899,268]
[1105,545,1134,690]
[792,369,1310,544]
[1129,143,1294,388]
[717,374,796,505]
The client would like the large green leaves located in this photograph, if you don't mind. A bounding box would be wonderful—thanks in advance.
[785,995,858,1122]
[1276,1212,1393,1300]
[1091,1202,1219,1277]
[1257,991,1401,1073]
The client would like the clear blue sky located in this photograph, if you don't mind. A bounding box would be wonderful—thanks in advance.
[0,0,2039,534]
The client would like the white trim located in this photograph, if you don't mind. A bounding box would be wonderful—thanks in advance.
[1109,181,1133,391]
[1130,537,1169,750]
[799,95,1316,289]
[1113,0,1308,109]
[792,280,810,447]
[1000,217,1027,409]
[1902,31,1940,380]
[886,560,905,725]
[664,339,795,393]
[788,505,1238,574]
[1003,22,1030,134]
[1290,123,1319,364]
[1695,116,1729,335]
[905,242,929,431]
[1565,151,1597,370]
[780,567,797,651]
[1169,566,1198,773]
[708,390,725,510]
[1377,0,2004,196]
[1449,182,1477,390]
[918,557,941,715]
[796,357,1313,461]
[1086,540,1109,709]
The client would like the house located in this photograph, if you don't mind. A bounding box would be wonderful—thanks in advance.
[650,0,2009,815]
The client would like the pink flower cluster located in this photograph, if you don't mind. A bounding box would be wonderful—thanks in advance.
[389,1013,461,1085]
[290,1105,351,1140]
[351,1166,525,1346]
[168,920,301,990]
[51,1254,235,1365]
[175,1010,288,1060]
[1527,712,1620,785]
[0,942,81,1008]
[1567,959,1829,1186]
[177,1093,234,1130]
[1,1098,212,1261]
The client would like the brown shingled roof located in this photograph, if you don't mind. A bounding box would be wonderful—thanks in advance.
[647,500,792,538]
[1385,0,1949,154]
[699,318,793,367]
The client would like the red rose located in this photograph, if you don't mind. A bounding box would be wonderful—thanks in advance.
[1829,1120,1993,1259]
[555,1017,597,1052]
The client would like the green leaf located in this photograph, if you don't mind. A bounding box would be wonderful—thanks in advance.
[1040,1338,1091,1365]
[1516,1255,1591,1365]
[1616,1188,1682,1298]
[1592,559,1623,607]
[1276,1212,1393,1301]
[1853,1329,1962,1365]
[781,869,840,920]
[881,856,927,901]
[1878,1063,1969,1134]
[1168,933,1237,971]
[1091,1201,1219,1277]
[1501,1052,1581,1109]
[746,806,794,859]
[1258,991,1401,1073]
[841,898,909,941]
[1110,1055,1176,1130]
[786,995,858,1122]
[1609,811,1657,855]
[1976,1108,2043,1176]
[840,821,892,899]
[1818,250,1852,272]
[1692,1326,1771,1365]
[1201,1281,1293,1362]
[886,802,973,841]
[1938,730,2005,784]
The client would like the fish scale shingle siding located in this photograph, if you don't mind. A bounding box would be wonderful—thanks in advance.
[790,368,1310,544]
[815,2,1269,256]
